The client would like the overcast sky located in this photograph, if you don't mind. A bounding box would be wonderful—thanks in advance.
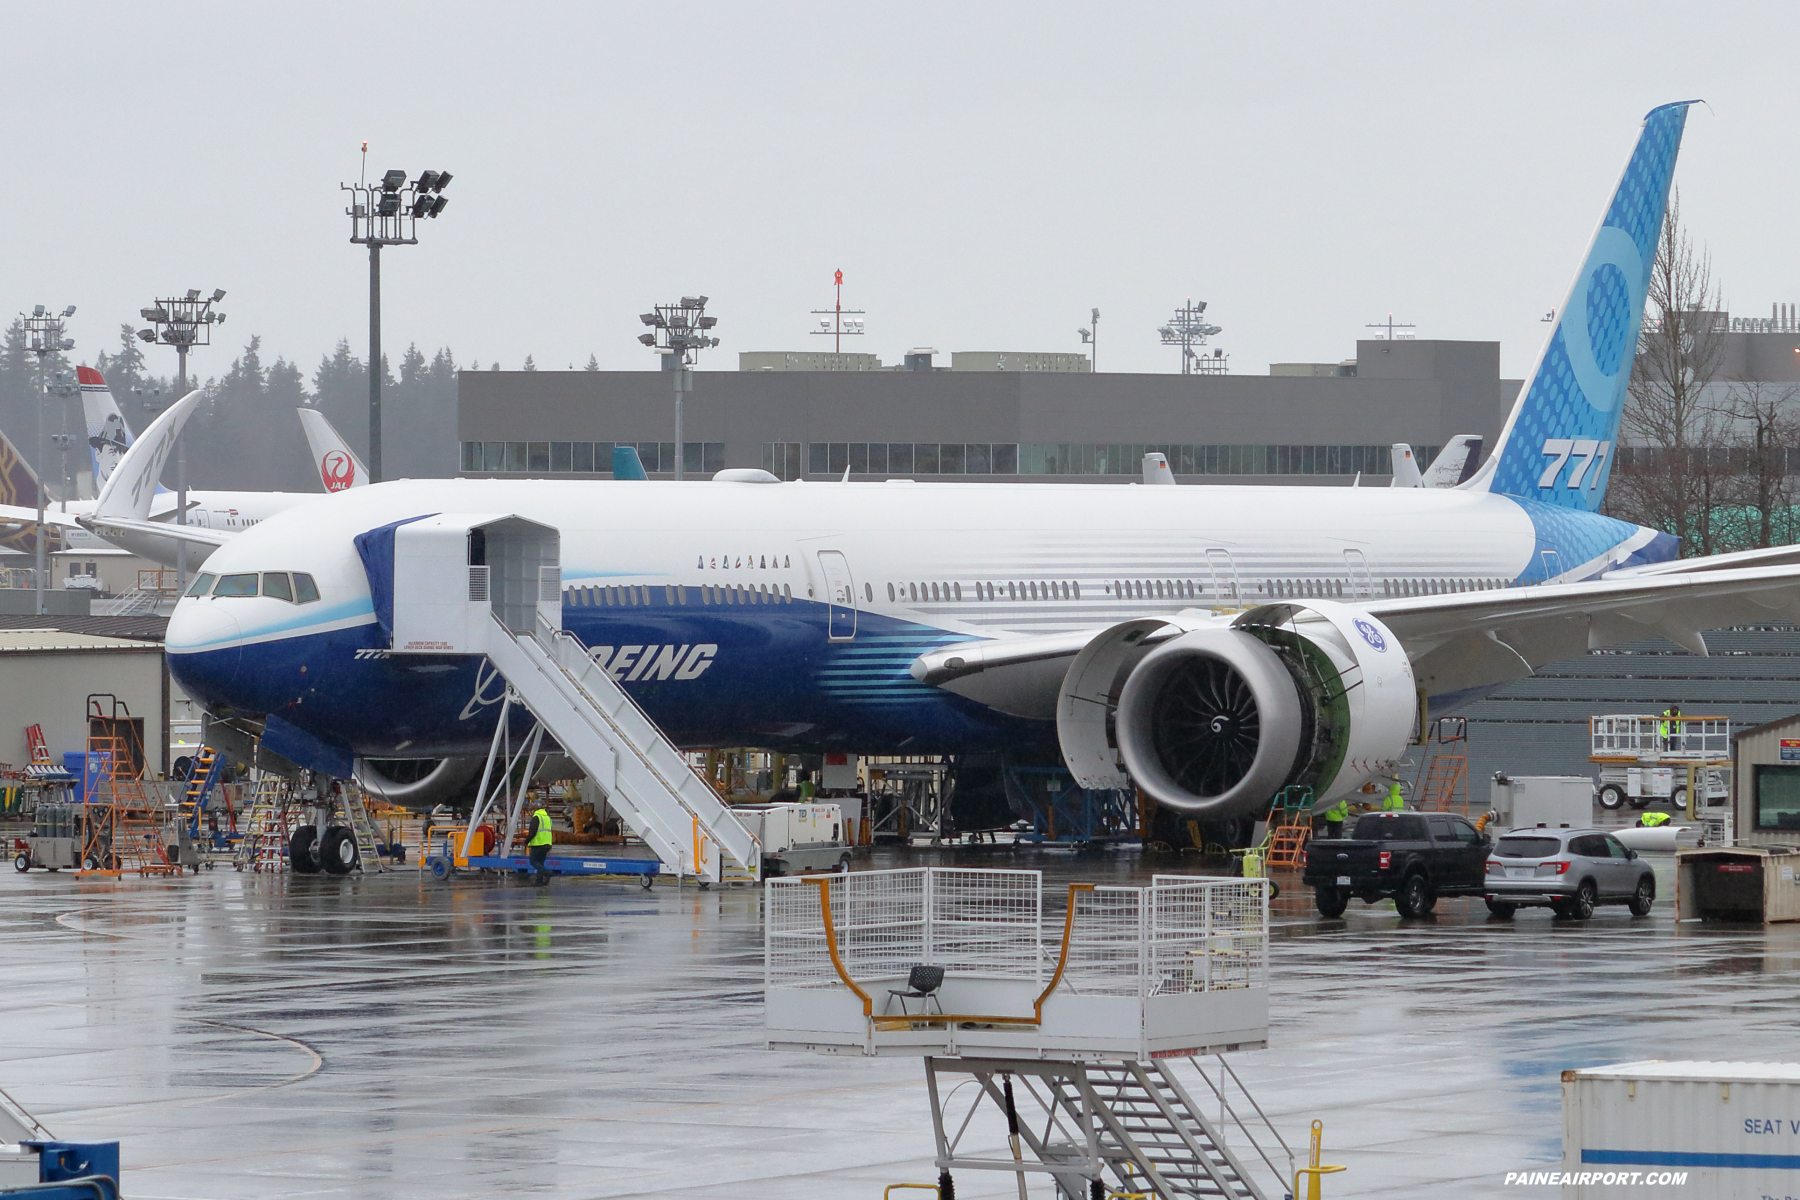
[3,3,1794,384]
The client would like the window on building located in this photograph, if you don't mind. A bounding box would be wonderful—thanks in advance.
[504,442,527,472]
[915,444,940,474]
[551,442,573,472]
[1755,764,1800,830]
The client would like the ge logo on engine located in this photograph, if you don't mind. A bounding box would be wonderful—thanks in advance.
[1353,619,1386,652]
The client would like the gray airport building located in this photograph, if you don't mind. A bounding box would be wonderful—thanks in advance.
[456,338,1521,484]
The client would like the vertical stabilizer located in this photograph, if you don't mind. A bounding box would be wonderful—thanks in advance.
[297,407,368,492]
[1465,101,1695,510]
[79,366,133,492]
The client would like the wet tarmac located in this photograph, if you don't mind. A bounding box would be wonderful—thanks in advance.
[2,845,1796,1199]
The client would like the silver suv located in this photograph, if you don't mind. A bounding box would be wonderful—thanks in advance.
[1483,827,1655,919]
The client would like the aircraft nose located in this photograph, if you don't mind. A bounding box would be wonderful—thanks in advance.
[164,602,244,698]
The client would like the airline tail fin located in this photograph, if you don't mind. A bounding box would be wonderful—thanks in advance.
[95,391,203,521]
[1464,101,1695,510]
[79,366,132,493]
[1389,444,1422,488]
[0,425,48,553]
[612,445,648,480]
[1422,435,1484,488]
[297,407,368,492]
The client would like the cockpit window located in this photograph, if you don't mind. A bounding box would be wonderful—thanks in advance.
[293,573,320,603]
[262,572,293,602]
[214,573,259,598]
[185,572,216,598]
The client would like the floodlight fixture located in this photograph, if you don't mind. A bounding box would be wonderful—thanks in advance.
[1158,297,1225,375]
[186,288,201,300]
[342,152,456,483]
[809,269,868,354]
[20,302,78,616]
[639,294,720,480]
[211,288,226,302]
[137,329,156,342]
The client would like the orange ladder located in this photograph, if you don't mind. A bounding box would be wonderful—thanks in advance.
[1414,717,1470,814]
[1264,822,1312,869]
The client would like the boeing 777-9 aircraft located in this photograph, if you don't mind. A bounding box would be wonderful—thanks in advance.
[163,101,1800,834]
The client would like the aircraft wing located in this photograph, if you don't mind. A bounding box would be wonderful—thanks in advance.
[0,504,85,532]
[911,561,1800,704]
[78,514,232,549]
[1607,543,1800,577]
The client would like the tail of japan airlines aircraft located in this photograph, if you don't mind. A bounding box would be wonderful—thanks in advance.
[1464,101,1694,510]
[297,408,367,493]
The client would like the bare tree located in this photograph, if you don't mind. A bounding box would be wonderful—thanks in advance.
[1714,379,1800,551]
[1607,189,1731,555]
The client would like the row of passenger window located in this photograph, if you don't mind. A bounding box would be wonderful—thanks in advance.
[186,571,321,603]
[566,583,795,607]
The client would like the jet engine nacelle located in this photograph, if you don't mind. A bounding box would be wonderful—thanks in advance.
[1059,602,1415,817]
[354,756,484,808]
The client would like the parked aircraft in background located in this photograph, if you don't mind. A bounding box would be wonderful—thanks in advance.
[167,102,1789,837]
[0,372,367,570]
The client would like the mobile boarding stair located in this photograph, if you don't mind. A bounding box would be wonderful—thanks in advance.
[368,513,759,885]
[766,868,1293,1199]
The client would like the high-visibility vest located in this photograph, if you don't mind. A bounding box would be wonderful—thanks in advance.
[1381,784,1405,811]
[1660,710,1676,739]
[1641,811,1671,828]
[528,807,554,847]
[1324,800,1350,823]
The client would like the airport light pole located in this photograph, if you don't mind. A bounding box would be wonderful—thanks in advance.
[810,270,865,354]
[341,154,452,483]
[1157,299,1223,375]
[1078,307,1100,372]
[638,297,720,479]
[22,306,75,616]
[139,290,226,591]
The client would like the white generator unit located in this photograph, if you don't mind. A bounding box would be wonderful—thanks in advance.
[734,803,849,877]
[1491,774,1594,829]
[1563,1061,1800,1198]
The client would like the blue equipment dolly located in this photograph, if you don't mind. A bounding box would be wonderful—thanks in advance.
[456,851,662,887]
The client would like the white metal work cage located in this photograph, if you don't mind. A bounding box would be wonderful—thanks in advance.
[765,867,1268,1060]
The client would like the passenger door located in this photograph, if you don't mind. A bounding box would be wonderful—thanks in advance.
[1567,834,1612,895]
[1343,548,1372,600]
[1205,548,1239,605]
[1601,834,1636,896]
[816,550,858,642]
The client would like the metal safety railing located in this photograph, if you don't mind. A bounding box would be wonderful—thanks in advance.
[1590,714,1731,760]
[766,868,1268,1031]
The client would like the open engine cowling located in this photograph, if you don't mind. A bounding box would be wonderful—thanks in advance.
[1060,602,1415,818]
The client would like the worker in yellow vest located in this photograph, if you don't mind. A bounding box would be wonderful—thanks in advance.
[1637,811,1671,829]
[1381,782,1406,811]
[1323,797,1350,838]
[528,802,555,886]
[1660,705,1681,752]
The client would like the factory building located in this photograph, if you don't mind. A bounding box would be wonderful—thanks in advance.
[457,338,1520,484]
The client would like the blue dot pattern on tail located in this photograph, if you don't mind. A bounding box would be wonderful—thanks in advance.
[1586,263,1633,375]
[1489,103,1690,514]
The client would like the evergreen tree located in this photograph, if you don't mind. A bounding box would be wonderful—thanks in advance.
[523,355,537,371]
[585,354,600,371]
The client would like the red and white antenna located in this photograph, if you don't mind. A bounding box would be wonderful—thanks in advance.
[810,269,866,354]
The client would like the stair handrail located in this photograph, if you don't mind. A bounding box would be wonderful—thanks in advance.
[1181,1056,1294,1192]
[525,615,759,867]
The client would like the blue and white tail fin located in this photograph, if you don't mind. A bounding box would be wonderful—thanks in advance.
[1464,101,1695,511]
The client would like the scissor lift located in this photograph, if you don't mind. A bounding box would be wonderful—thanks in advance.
[765,867,1293,1199]
[1590,714,1732,811]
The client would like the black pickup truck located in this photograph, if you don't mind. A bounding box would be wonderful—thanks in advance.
[1302,810,1492,918]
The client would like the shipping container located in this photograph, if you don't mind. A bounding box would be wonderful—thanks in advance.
[1562,1060,1800,1198]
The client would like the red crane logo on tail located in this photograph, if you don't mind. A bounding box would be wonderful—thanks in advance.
[322,450,355,492]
